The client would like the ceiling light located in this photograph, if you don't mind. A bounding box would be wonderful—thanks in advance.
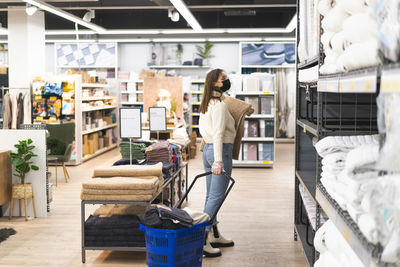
[83,10,95,22]
[168,9,180,22]
[152,38,205,43]
[23,0,106,33]
[207,37,264,42]
[26,5,37,16]
[169,0,202,31]
[285,14,297,32]
[226,28,288,33]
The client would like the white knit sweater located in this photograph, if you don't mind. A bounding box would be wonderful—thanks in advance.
[199,98,235,162]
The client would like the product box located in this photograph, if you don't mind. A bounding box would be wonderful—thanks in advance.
[104,135,110,147]
[247,143,258,160]
[259,120,265,137]
[246,97,259,114]
[88,139,95,155]
[99,137,104,149]
[103,116,113,125]
[262,143,274,161]
[265,120,274,137]
[260,97,273,115]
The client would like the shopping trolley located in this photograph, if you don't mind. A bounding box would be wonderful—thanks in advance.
[140,171,235,267]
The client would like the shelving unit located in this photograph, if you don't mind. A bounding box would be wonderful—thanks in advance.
[293,0,382,266]
[190,79,205,138]
[119,79,144,111]
[149,65,210,69]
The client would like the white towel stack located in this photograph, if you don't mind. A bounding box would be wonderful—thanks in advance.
[319,0,381,74]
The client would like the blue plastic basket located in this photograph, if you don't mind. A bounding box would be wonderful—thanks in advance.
[140,221,209,267]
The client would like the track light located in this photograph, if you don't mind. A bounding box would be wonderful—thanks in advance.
[26,5,38,16]
[168,9,180,22]
[83,10,95,22]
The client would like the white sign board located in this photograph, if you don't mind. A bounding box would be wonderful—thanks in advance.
[120,108,142,138]
[149,107,167,131]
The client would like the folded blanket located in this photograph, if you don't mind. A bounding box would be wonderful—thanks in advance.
[82,177,160,190]
[85,234,145,242]
[298,65,319,83]
[93,204,147,217]
[182,207,210,224]
[345,144,379,176]
[81,192,158,201]
[85,214,141,229]
[315,135,379,157]
[339,40,382,71]
[85,241,145,247]
[82,188,156,195]
[321,5,350,32]
[92,162,163,179]
[342,13,378,44]
[337,0,370,15]
[85,228,142,235]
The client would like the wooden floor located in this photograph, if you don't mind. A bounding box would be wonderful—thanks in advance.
[0,144,308,267]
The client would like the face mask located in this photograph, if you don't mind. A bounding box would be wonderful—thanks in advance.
[221,79,231,92]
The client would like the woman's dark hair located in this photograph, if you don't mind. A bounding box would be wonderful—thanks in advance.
[199,68,224,114]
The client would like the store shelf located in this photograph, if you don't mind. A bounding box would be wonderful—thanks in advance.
[242,137,274,142]
[82,96,114,101]
[232,160,273,167]
[298,55,319,69]
[296,119,318,137]
[120,91,143,94]
[235,91,275,96]
[82,143,118,162]
[296,170,316,204]
[82,105,118,112]
[82,83,109,88]
[316,183,381,267]
[57,66,116,69]
[241,65,295,69]
[191,79,205,83]
[247,114,274,119]
[82,123,118,135]
[121,102,143,105]
[119,79,144,83]
[294,223,314,267]
[149,65,210,69]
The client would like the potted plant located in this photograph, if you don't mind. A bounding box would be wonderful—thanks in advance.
[10,139,39,201]
[195,41,214,66]
[176,43,183,65]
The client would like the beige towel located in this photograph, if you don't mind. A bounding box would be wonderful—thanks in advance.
[223,96,254,160]
[82,188,156,195]
[92,162,163,179]
[82,177,160,190]
[80,192,158,202]
[93,204,147,217]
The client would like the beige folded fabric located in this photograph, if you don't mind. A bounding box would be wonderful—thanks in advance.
[82,177,160,190]
[93,204,147,217]
[223,96,254,160]
[82,188,156,195]
[92,162,163,178]
[80,192,157,201]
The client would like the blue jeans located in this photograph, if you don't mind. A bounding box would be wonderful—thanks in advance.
[202,143,233,228]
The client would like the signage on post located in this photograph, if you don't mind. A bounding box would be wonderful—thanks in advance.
[119,107,142,139]
[149,107,167,132]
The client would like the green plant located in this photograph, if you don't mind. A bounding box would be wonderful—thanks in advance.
[171,97,177,113]
[176,43,183,64]
[196,41,215,59]
[11,139,39,184]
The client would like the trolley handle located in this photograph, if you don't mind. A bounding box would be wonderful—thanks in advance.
[175,171,235,223]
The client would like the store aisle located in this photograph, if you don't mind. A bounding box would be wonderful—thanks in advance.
[0,144,307,267]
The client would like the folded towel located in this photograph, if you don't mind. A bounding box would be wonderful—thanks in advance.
[322,152,347,166]
[82,188,156,195]
[342,13,378,44]
[318,0,334,16]
[347,203,365,223]
[321,5,350,32]
[339,40,382,71]
[298,65,319,83]
[321,171,338,181]
[315,135,379,157]
[82,177,160,190]
[345,144,379,176]
[331,31,349,54]
[358,213,380,244]
[321,31,335,50]
[322,164,344,175]
[85,214,141,229]
[92,162,163,179]
[80,192,159,201]
[337,0,370,15]
[314,220,328,254]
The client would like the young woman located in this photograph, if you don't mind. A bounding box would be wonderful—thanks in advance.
[199,68,235,257]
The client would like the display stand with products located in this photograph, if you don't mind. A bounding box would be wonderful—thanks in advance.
[189,79,204,138]
[293,0,385,266]
[119,79,144,108]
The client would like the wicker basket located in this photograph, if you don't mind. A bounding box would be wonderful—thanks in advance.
[12,183,33,199]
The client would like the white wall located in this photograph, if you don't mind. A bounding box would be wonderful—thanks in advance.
[0,130,48,218]
[45,42,240,75]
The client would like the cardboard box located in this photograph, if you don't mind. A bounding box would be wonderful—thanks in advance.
[104,135,110,147]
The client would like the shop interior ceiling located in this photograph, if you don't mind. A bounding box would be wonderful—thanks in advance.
[0,0,296,41]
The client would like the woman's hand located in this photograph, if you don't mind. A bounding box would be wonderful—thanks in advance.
[212,161,224,175]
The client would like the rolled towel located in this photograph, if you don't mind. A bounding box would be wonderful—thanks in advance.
[321,5,350,32]
[321,31,335,50]
[318,0,335,16]
[320,63,338,75]
[339,40,382,71]
[322,152,347,166]
[345,144,379,177]
[336,0,369,15]
[342,13,378,44]
[331,31,349,54]
[314,221,329,253]
[358,213,380,244]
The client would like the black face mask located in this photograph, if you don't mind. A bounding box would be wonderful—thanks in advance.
[221,79,231,92]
